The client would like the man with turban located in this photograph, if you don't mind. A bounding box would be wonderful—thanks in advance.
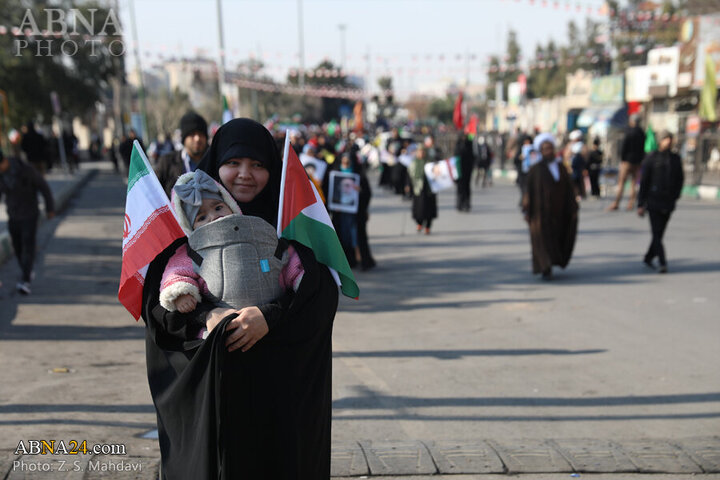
[521,133,578,279]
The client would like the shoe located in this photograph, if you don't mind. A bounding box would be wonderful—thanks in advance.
[643,258,655,270]
[542,269,552,280]
[658,265,668,274]
[606,204,619,212]
[16,282,31,295]
[424,227,431,235]
[416,225,423,233]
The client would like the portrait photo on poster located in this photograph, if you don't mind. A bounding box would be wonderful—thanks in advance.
[300,153,327,183]
[328,171,360,213]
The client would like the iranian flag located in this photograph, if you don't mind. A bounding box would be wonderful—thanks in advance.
[119,141,185,319]
[278,134,359,299]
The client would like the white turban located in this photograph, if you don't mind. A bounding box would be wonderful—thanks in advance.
[533,133,556,151]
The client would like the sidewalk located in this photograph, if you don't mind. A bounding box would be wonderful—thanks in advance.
[0,162,99,267]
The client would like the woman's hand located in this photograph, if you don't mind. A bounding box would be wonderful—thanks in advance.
[205,307,236,334]
[224,306,269,352]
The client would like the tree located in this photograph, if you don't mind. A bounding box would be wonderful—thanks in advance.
[527,40,566,99]
[145,88,193,141]
[0,0,125,128]
[377,76,393,104]
[485,30,522,101]
[427,95,455,124]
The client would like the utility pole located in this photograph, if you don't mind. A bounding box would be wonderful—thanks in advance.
[338,24,346,70]
[128,0,149,143]
[216,0,226,110]
[297,0,305,91]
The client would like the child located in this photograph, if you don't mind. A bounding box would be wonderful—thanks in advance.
[160,170,303,317]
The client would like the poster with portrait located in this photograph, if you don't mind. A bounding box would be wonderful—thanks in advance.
[328,171,360,213]
[423,157,460,194]
[300,154,327,183]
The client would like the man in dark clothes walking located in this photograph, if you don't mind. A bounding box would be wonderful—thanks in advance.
[0,149,55,294]
[20,121,48,176]
[522,134,578,279]
[637,130,684,273]
[608,115,645,211]
[154,111,208,198]
[118,129,143,173]
[455,133,475,211]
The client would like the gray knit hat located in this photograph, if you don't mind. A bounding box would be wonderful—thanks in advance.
[173,170,223,227]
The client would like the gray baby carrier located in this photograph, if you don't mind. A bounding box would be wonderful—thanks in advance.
[187,214,288,309]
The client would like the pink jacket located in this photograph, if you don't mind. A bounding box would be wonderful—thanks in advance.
[159,243,305,312]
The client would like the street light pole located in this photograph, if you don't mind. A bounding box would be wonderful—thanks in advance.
[338,24,346,70]
[216,0,226,110]
[128,0,149,144]
[297,0,305,91]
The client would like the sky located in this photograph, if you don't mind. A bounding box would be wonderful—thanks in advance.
[119,0,612,97]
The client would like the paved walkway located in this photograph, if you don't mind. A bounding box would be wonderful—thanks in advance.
[0,165,718,478]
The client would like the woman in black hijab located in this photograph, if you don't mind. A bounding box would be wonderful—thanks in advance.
[142,118,338,479]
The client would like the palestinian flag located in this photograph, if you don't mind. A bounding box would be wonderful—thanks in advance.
[277,133,359,299]
[119,141,185,319]
[644,123,658,154]
[222,95,233,125]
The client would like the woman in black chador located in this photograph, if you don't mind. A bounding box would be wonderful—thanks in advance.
[142,118,338,479]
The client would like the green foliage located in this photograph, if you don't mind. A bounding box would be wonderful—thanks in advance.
[486,30,522,101]
[0,0,125,128]
[145,88,193,141]
[427,95,455,123]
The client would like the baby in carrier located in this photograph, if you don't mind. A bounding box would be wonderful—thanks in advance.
[159,170,303,319]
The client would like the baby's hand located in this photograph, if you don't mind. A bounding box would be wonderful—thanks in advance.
[175,294,197,313]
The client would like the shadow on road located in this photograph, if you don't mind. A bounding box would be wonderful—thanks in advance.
[0,325,144,341]
[334,348,607,360]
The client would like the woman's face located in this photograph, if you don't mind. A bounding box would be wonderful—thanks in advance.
[218,157,270,203]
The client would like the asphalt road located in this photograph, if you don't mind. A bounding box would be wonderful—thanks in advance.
[0,164,718,478]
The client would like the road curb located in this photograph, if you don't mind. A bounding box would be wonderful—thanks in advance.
[3,437,718,479]
[330,437,720,477]
[0,169,96,267]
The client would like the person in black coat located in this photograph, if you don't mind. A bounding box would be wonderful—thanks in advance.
[455,133,475,211]
[587,137,603,198]
[20,121,48,176]
[154,111,208,198]
[608,115,645,211]
[142,119,338,479]
[0,149,55,294]
[637,130,684,273]
[353,151,376,270]
[118,129,144,173]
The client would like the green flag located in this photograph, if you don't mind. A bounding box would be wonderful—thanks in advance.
[644,123,658,153]
[699,54,718,122]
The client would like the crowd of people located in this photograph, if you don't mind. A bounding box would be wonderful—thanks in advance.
[127,110,684,280]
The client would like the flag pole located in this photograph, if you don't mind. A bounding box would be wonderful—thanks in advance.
[277,130,291,237]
